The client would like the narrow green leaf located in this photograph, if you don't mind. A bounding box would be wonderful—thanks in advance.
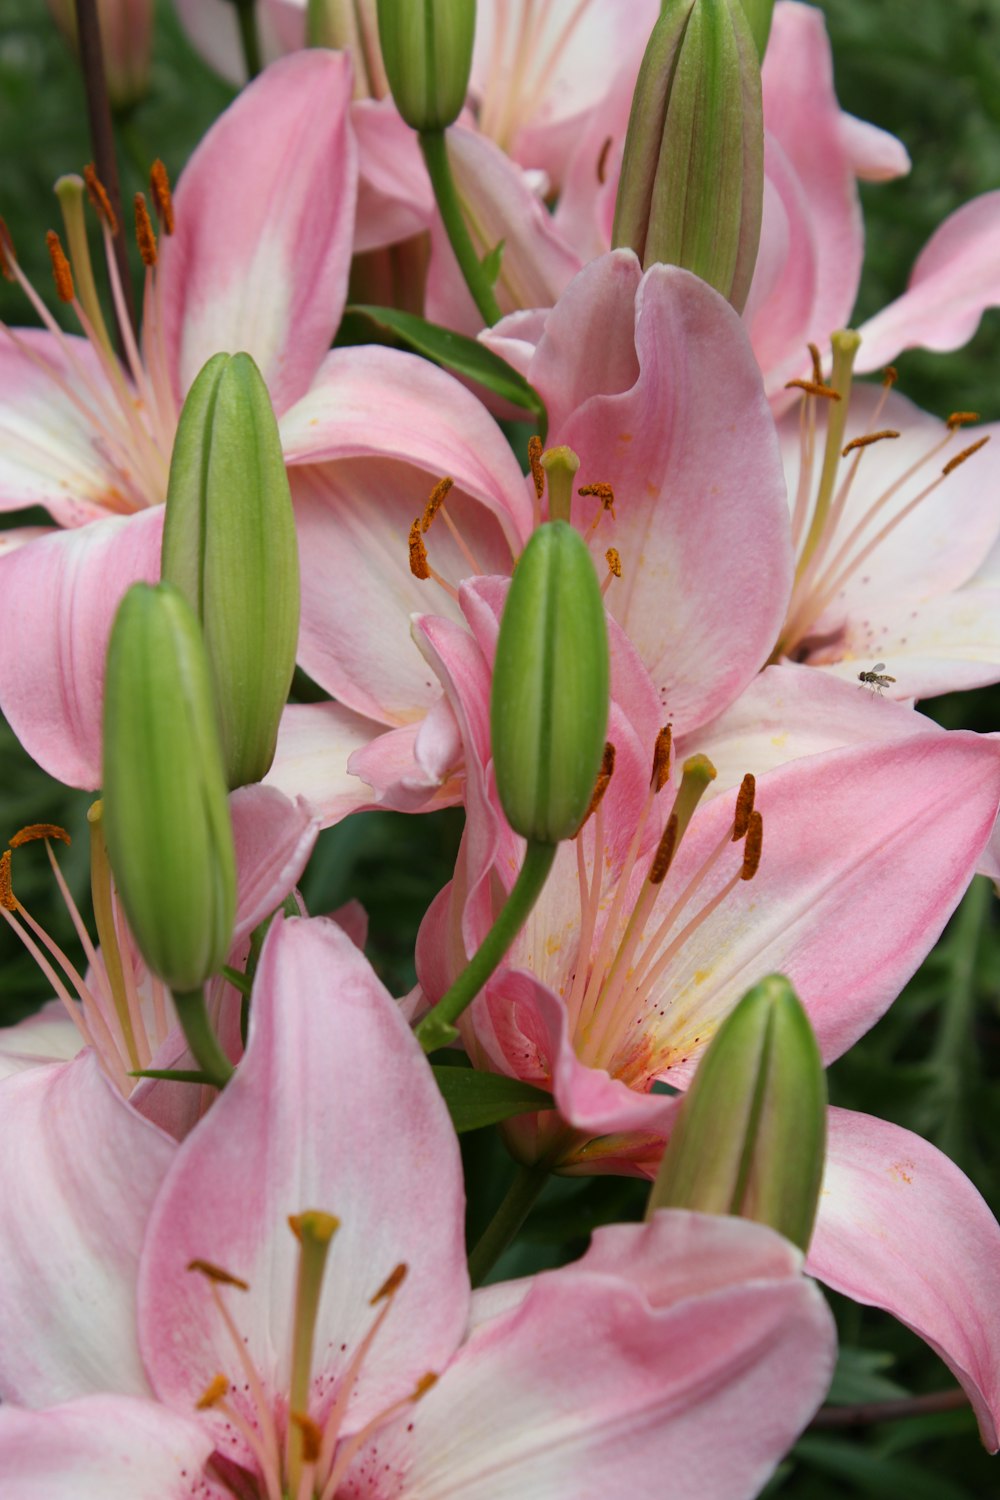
[431,1065,555,1132]
[481,238,506,287]
[347,304,547,435]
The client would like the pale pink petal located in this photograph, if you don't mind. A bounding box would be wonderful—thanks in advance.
[138,916,469,1468]
[0,1395,217,1500]
[0,523,57,555]
[425,126,582,336]
[838,112,911,182]
[857,194,1000,371]
[352,96,435,253]
[329,898,368,949]
[0,1000,83,1081]
[746,136,820,396]
[157,51,356,413]
[229,784,320,943]
[347,704,465,815]
[343,1214,834,1499]
[0,329,126,524]
[0,506,163,787]
[809,1108,1000,1451]
[477,306,549,382]
[172,0,299,82]
[0,1050,174,1405]
[263,700,383,826]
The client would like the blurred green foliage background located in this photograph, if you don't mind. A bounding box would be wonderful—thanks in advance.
[0,1,998,1493]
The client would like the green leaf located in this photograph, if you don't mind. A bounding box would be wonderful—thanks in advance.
[481,238,506,287]
[826,1347,908,1406]
[431,1065,555,1132]
[794,1436,976,1500]
[347,305,547,435]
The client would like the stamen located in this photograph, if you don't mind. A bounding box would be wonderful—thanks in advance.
[882,365,898,388]
[807,343,823,385]
[841,429,900,457]
[785,378,841,400]
[408,520,431,580]
[0,850,16,910]
[420,476,454,533]
[0,218,14,279]
[942,435,990,475]
[578,742,616,830]
[187,1258,251,1290]
[605,546,622,577]
[196,1374,231,1410]
[596,135,613,185]
[371,1262,408,1303]
[82,164,118,235]
[740,811,763,879]
[413,1372,438,1399]
[44,231,74,303]
[527,434,545,499]
[9,823,71,847]
[732,773,755,840]
[134,193,158,267]
[290,1413,323,1463]
[578,481,616,520]
[55,174,115,357]
[648,816,678,885]
[149,159,175,234]
[651,726,672,792]
[947,411,979,429]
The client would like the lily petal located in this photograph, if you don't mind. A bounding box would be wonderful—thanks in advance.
[229,784,320,943]
[0,1000,83,1081]
[264,701,384,827]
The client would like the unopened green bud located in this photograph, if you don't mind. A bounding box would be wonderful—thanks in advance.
[492,520,609,844]
[612,0,764,312]
[102,582,237,993]
[376,0,475,130]
[648,974,826,1250]
[737,0,774,58]
[161,352,300,790]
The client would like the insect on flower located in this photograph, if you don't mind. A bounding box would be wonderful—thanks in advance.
[858,662,897,695]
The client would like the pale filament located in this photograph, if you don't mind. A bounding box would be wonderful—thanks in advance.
[478,0,594,153]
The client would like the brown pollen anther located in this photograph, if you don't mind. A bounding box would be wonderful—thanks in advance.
[291,1412,323,1462]
[371,1262,408,1304]
[45,231,74,303]
[187,1258,250,1290]
[650,726,672,792]
[0,850,17,912]
[578,481,616,518]
[0,218,15,280]
[943,435,990,476]
[579,742,616,829]
[10,823,71,848]
[881,365,898,388]
[605,546,622,578]
[83,164,118,236]
[807,343,823,385]
[732,773,756,841]
[420,476,454,533]
[133,193,158,268]
[527,435,545,500]
[596,135,613,185]
[150,159,175,235]
[740,811,763,880]
[649,814,678,886]
[947,411,980,430]
[784,378,841,401]
[195,1374,230,1410]
[841,429,900,457]
[408,520,431,580]
[412,1372,439,1401]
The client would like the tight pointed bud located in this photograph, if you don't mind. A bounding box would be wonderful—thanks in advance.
[46,0,153,110]
[738,0,774,58]
[492,521,609,844]
[102,583,237,993]
[161,353,300,790]
[376,0,475,130]
[648,974,826,1251]
[612,0,764,312]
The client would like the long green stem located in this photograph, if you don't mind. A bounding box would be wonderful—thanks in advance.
[931,873,988,1162]
[230,0,263,78]
[419,129,503,327]
[467,1162,549,1287]
[172,987,234,1089]
[416,840,556,1052]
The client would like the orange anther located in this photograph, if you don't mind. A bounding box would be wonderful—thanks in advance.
[649,815,678,886]
[605,546,622,578]
[578,481,616,518]
[195,1374,230,1410]
[732,773,755,841]
[82,164,118,235]
[841,429,900,458]
[150,159,175,235]
[412,1372,439,1401]
[784,378,841,401]
[650,726,672,792]
[881,365,898,388]
[45,232,74,303]
[408,520,431,580]
[10,823,71,848]
[186,1259,250,1290]
[942,435,990,476]
[947,411,980,430]
[596,135,613,186]
[134,193,157,268]
[371,1262,408,1304]
[807,343,823,385]
[579,742,616,829]
[527,435,545,500]
[740,811,763,880]
[290,1412,323,1461]
[421,476,454,533]
[0,850,16,912]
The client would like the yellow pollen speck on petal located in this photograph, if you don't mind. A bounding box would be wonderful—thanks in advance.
[732,773,755,841]
[807,343,823,385]
[841,429,900,457]
[740,811,763,881]
[83,164,118,235]
[578,481,616,518]
[0,218,16,279]
[133,193,158,267]
[412,1372,438,1401]
[605,547,622,578]
[45,231,74,303]
[882,365,898,388]
[651,726,672,792]
[288,1210,340,1244]
[371,1262,408,1304]
[187,1258,250,1290]
[408,520,431,580]
[0,850,17,911]
[291,1411,323,1461]
[421,476,454,533]
[943,435,990,476]
[527,435,545,499]
[947,411,980,430]
[150,159,175,235]
[10,823,71,848]
[649,815,678,886]
[196,1374,230,1410]
[784,378,841,401]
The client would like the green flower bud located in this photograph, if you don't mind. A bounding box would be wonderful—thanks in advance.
[307,0,388,98]
[648,974,826,1251]
[491,520,610,844]
[161,352,300,790]
[612,0,764,313]
[102,582,237,993]
[376,0,475,131]
[737,0,774,58]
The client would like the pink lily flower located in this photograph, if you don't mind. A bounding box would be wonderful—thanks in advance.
[410,580,1000,1444]
[0,914,835,1497]
[0,785,318,1139]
